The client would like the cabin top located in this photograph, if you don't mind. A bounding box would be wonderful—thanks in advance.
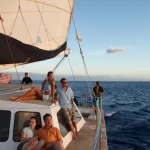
[0,83,52,106]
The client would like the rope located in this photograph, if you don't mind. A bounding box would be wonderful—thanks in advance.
[67,0,93,100]
[0,15,20,81]
[35,0,59,47]
[35,0,47,46]
[52,55,68,72]
[19,8,35,49]
[9,7,20,36]
[67,56,76,81]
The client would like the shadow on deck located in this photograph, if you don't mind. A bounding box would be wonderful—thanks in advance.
[66,119,96,150]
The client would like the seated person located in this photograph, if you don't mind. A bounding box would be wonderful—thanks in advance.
[56,78,78,140]
[17,117,44,150]
[10,71,56,104]
[21,73,33,85]
[29,114,64,150]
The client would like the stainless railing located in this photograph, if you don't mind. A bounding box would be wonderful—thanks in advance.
[92,97,102,150]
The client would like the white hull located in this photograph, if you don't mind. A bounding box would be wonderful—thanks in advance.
[0,84,85,150]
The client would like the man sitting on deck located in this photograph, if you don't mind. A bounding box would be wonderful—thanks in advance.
[56,78,79,140]
[21,73,33,85]
[29,114,64,150]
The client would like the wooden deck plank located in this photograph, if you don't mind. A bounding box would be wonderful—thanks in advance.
[66,119,96,150]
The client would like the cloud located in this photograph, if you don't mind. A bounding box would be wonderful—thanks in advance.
[106,48,125,54]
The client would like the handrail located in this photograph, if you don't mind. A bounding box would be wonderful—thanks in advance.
[92,97,102,150]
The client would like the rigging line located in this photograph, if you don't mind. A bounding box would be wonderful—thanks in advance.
[67,0,93,100]
[52,55,67,72]
[9,6,20,36]
[35,0,47,46]
[0,16,20,81]
[27,0,71,14]
[55,0,60,43]
[67,56,76,81]
[66,0,75,41]
[35,0,59,47]
[19,8,35,49]
[19,0,20,7]
[35,0,51,49]
[67,1,91,82]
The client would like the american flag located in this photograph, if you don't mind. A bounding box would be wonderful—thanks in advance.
[0,73,12,83]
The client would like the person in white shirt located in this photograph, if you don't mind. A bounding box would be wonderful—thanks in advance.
[19,117,44,150]
[56,78,78,140]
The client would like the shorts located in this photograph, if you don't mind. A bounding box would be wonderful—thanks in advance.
[42,90,51,101]
[93,99,97,107]
[62,107,76,124]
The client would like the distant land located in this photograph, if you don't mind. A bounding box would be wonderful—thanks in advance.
[3,72,150,81]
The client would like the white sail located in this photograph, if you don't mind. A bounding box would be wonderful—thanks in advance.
[0,0,74,69]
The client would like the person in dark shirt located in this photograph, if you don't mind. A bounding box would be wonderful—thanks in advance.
[21,72,33,84]
[93,81,104,98]
[92,81,104,114]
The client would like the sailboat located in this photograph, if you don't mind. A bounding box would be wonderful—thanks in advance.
[0,0,107,150]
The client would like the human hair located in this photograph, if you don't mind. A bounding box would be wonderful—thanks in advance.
[29,116,37,123]
[43,114,52,121]
[25,72,28,75]
[47,71,53,77]
[60,78,66,83]
[96,81,99,84]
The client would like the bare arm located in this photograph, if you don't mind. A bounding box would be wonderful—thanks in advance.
[41,79,47,90]
[21,131,27,142]
[50,80,56,102]
[71,98,74,104]
[100,92,104,96]
[21,131,33,143]
[92,90,96,98]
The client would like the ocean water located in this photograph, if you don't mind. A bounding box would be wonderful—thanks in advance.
[61,81,150,150]
[14,80,150,149]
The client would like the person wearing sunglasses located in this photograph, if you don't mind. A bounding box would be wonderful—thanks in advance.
[56,78,78,140]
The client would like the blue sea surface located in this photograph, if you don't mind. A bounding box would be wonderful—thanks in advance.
[13,80,150,149]
[67,81,150,150]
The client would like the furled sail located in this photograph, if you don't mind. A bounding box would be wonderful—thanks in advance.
[0,0,74,69]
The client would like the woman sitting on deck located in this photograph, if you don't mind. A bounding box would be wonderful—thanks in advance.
[17,116,44,150]
[10,71,57,103]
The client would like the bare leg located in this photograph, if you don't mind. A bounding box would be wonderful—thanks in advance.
[21,87,42,98]
[69,123,77,140]
[45,141,64,150]
[16,95,42,101]
[73,121,79,136]
[11,87,42,101]
[10,96,17,101]
[34,140,45,150]
[22,141,37,150]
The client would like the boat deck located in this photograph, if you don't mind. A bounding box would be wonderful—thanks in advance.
[0,84,108,150]
[66,113,108,150]
[66,119,96,150]
[0,83,52,106]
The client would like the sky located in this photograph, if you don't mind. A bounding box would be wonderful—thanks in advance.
[4,0,150,81]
